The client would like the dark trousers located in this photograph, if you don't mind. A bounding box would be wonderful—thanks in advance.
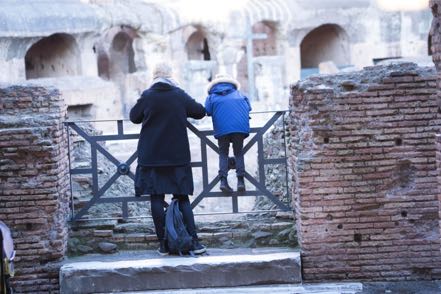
[218,133,246,178]
[150,194,197,241]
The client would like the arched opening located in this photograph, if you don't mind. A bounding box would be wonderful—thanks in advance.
[252,21,277,56]
[97,47,110,80]
[108,31,137,79]
[300,24,350,78]
[186,30,211,61]
[96,27,137,81]
[25,33,81,79]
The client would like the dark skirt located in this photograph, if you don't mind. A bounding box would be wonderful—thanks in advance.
[134,165,194,196]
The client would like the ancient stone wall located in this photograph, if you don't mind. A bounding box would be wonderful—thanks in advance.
[431,0,441,252]
[436,135,441,253]
[289,63,441,281]
[429,0,441,258]
[431,0,441,72]
[0,85,70,293]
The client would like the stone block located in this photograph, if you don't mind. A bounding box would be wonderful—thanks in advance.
[60,251,301,293]
[93,230,113,237]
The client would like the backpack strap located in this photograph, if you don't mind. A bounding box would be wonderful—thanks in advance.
[165,200,179,240]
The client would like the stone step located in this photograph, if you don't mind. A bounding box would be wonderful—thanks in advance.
[119,282,364,294]
[60,248,301,293]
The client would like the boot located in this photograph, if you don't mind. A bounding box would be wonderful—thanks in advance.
[237,176,246,192]
[157,239,169,256]
[220,176,233,193]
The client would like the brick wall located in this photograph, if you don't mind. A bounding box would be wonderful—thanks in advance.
[0,85,70,293]
[431,0,441,72]
[289,63,441,281]
[437,135,441,254]
[431,0,441,256]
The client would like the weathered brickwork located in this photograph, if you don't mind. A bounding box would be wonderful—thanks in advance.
[436,135,441,251]
[431,0,441,255]
[289,63,441,281]
[431,0,441,72]
[0,86,70,293]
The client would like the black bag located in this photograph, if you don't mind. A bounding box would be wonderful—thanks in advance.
[1,221,15,294]
[165,200,193,256]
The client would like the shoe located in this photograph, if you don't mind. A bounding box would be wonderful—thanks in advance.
[157,240,169,256]
[220,176,233,193]
[237,176,245,192]
[191,239,207,254]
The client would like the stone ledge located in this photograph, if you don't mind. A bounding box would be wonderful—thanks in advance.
[60,249,301,293]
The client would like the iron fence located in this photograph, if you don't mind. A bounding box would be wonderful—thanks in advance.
[65,110,292,221]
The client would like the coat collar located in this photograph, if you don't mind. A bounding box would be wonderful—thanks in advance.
[150,82,176,91]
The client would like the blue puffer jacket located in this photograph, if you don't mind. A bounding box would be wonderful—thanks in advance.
[205,83,252,139]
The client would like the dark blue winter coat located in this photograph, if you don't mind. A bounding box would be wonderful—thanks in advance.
[204,83,252,139]
[130,82,206,166]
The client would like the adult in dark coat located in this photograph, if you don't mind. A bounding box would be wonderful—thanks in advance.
[130,61,206,255]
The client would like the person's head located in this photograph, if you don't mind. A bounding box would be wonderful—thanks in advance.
[152,61,173,79]
[206,73,241,94]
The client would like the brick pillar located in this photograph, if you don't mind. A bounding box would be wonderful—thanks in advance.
[431,0,441,71]
[431,0,441,256]
[289,63,441,281]
[0,85,70,293]
[437,135,441,255]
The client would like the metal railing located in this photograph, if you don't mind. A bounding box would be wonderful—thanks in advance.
[65,110,292,221]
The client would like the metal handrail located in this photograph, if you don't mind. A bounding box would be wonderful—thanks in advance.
[63,110,291,123]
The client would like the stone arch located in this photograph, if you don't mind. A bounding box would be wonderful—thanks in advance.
[186,28,211,61]
[300,24,350,73]
[25,33,81,79]
[252,21,278,56]
[96,26,138,81]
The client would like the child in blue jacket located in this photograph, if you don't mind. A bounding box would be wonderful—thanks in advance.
[205,74,252,192]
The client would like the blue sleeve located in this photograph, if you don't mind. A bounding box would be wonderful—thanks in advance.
[244,96,252,112]
[205,95,213,116]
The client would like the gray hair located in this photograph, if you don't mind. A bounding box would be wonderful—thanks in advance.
[152,61,173,78]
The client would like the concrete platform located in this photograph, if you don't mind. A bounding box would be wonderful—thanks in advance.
[60,248,301,294]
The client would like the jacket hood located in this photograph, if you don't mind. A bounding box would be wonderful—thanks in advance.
[206,74,240,93]
[208,82,237,95]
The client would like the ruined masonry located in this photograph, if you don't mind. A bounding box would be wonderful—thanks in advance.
[0,0,432,118]
[289,62,441,281]
[3,64,441,292]
[0,1,440,292]
[431,0,441,256]
[0,86,70,292]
